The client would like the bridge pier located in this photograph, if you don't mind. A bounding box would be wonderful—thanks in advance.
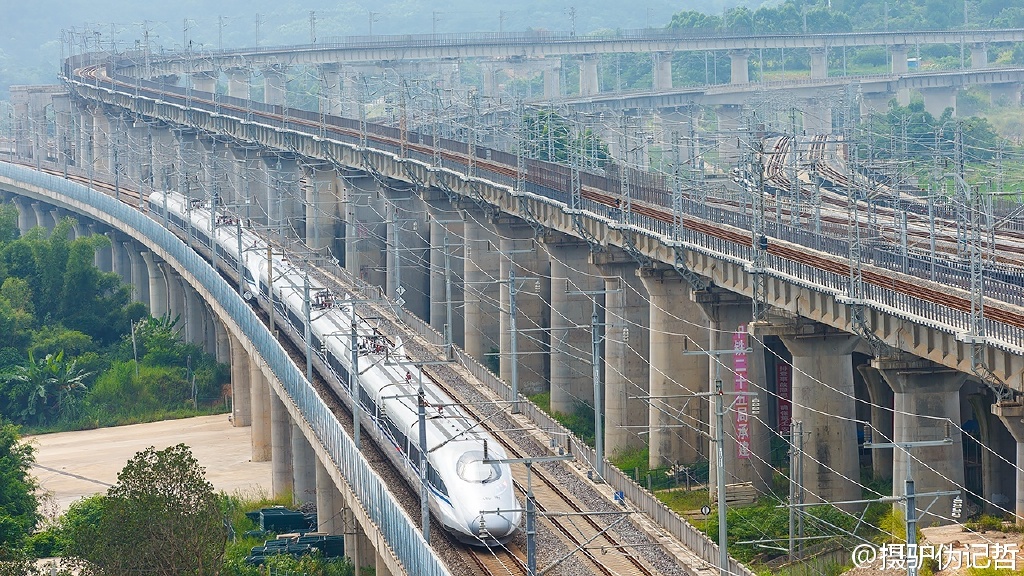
[249,356,273,461]
[860,91,893,116]
[497,219,550,396]
[91,108,111,174]
[385,192,430,321]
[52,94,74,167]
[263,67,288,107]
[108,232,130,285]
[729,50,750,84]
[971,43,989,69]
[696,291,771,494]
[874,358,966,527]
[639,268,709,469]
[890,45,912,104]
[92,225,113,272]
[191,71,217,94]
[165,267,186,327]
[316,458,343,533]
[292,422,317,504]
[319,64,343,117]
[921,86,958,118]
[857,364,894,481]
[990,82,1022,107]
[544,61,562,100]
[992,403,1024,525]
[716,104,745,169]
[544,237,600,413]
[592,254,650,456]
[176,130,203,202]
[141,251,168,318]
[809,48,828,79]
[802,98,833,134]
[270,387,294,498]
[226,68,250,100]
[302,163,342,253]
[127,242,149,305]
[653,52,673,91]
[344,175,387,289]
[462,208,502,369]
[579,55,600,96]
[77,109,94,170]
[11,196,35,234]
[775,328,861,507]
[426,199,465,346]
[230,332,253,427]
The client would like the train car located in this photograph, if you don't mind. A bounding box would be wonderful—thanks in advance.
[149,190,522,546]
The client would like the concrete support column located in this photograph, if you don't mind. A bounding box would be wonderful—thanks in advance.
[921,86,958,118]
[992,403,1024,525]
[191,71,216,94]
[990,83,1022,107]
[729,50,750,84]
[126,243,149,305]
[185,286,205,347]
[31,202,53,232]
[52,94,74,167]
[639,268,709,468]
[12,96,31,159]
[695,291,771,494]
[653,52,673,91]
[249,357,272,461]
[890,45,910,74]
[316,458,340,533]
[860,92,894,116]
[858,364,894,481]
[263,68,287,107]
[971,43,988,69]
[579,55,599,96]
[226,68,250,99]
[346,510,374,574]
[874,358,966,526]
[426,199,465,347]
[594,255,649,456]
[164,267,185,324]
[11,196,36,234]
[320,64,343,116]
[376,549,393,576]
[779,329,860,506]
[229,333,252,427]
[545,239,599,413]
[141,252,168,318]
[803,99,833,134]
[482,63,499,98]
[544,62,562,99]
[343,176,386,289]
[108,232,130,285]
[385,193,430,321]
[92,225,113,272]
[809,48,828,79]
[497,221,550,396]
[291,424,316,505]
[214,318,230,364]
[302,164,341,252]
[151,128,178,193]
[270,387,294,498]
[462,209,502,368]
[77,109,94,169]
[716,104,745,169]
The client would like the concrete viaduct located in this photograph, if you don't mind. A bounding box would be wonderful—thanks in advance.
[5,30,1024,570]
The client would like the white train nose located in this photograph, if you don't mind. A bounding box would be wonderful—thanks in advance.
[472,512,515,540]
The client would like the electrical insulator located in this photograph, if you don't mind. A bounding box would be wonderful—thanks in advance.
[951,495,963,519]
[622,327,629,343]
[750,397,760,415]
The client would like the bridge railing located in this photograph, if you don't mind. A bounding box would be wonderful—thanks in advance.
[0,162,451,576]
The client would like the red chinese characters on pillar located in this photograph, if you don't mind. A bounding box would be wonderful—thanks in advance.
[777,363,792,435]
[733,327,750,460]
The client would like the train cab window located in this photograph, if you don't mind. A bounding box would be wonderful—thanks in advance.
[456,451,502,484]
[427,464,448,497]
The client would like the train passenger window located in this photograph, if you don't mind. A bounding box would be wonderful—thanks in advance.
[456,451,502,484]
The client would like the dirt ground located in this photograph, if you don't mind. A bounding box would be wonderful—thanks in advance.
[26,414,272,516]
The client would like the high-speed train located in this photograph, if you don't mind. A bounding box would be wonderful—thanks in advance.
[148,190,522,546]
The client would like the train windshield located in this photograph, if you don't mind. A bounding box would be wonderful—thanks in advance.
[456,451,502,484]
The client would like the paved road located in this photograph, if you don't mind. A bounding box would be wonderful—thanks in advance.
[26,414,272,512]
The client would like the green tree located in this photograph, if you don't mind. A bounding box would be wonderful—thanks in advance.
[69,444,227,576]
[0,419,38,559]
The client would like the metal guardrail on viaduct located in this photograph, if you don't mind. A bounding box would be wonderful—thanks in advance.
[0,161,450,576]
[120,27,1024,75]
[65,60,1024,390]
